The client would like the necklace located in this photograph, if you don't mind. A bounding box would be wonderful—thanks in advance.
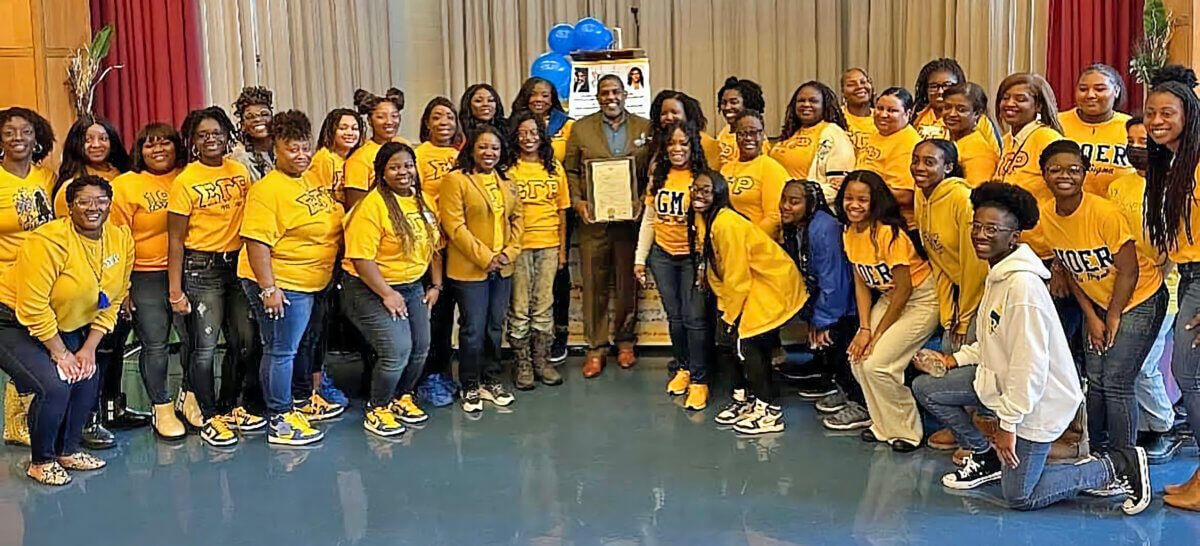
[75,227,110,309]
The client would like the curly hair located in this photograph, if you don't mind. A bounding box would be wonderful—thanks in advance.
[269,110,311,142]
[781,81,848,138]
[970,181,1039,230]
[130,123,186,173]
[914,139,966,179]
[913,58,965,116]
[506,109,556,175]
[418,96,462,145]
[458,84,507,136]
[454,125,511,176]
[1078,63,1127,110]
[511,77,565,118]
[65,173,113,204]
[1144,65,1200,253]
[369,141,436,260]
[717,77,766,116]
[180,106,237,161]
[0,107,55,163]
[650,121,708,197]
[995,73,1063,134]
[354,88,406,118]
[56,115,130,197]
[233,86,274,119]
[316,108,363,156]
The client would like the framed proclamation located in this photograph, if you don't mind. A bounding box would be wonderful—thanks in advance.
[585,156,637,222]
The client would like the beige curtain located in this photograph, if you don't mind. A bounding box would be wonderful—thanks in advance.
[196,0,391,128]
[438,0,1048,135]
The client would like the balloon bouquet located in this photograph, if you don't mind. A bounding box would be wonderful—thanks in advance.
[530,17,615,100]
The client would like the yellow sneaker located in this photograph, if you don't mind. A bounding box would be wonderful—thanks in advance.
[666,370,691,396]
[389,394,429,424]
[364,406,407,437]
[684,384,709,410]
[221,406,267,431]
[295,393,345,422]
[268,411,323,446]
[201,417,238,447]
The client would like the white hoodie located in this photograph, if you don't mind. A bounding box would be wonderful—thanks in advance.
[951,244,1083,443]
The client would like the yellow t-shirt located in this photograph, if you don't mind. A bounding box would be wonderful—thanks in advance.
[0,164,56,272]
[857,125,921,193]
[508,159,569,250]
[842,106,878,156]
[551,119,575,164]
[167,159,251,253]
[701,131,723,171]
[53,165,121,217]
[769,122,826,180]
[308,147,347,204]
[955,130,1001,188]
[415,141,460,207]
[647,168,693,256]
[1058,109,1136,196]
[236,170,344,293]
[344,140,383,193]
[480,171,506,252]
[1106,172,1161,266]
[0,218,134,341]
[721,154,788,237]
[843,223,932,291]
[914,109,1000,151]
[343,189,438,285]
[716,126,772,170]
[996,123,1064,206]
[109,169,178,271]
[1169,164,1200,264]
[1040,193,1162,312]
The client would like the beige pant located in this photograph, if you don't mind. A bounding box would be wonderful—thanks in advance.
[851,277,939,444]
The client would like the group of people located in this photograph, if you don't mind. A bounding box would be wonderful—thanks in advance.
[0,55,1198,516]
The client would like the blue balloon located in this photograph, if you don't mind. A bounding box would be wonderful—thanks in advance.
[547,23,575,54]
[531,52,571,100]
[573,17,609,51]
[597,25,614,49]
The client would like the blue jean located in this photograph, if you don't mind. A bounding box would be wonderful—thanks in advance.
[0,306,95,464]
[911,365,1114,510]
[130,270,177,405]
[1137,312,1176,432]
[1085,286,1167,450]
[340,276,430,406]
[182,250,260,418]
[647,245,708,382]
[452,273,512,388]
[1174,263,1200,449]
[242,280,316,416]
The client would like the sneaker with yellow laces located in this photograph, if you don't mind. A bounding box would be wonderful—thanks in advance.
[201,417,238,447]
[220,406,267,432]
[295,393,345,422]
[666,370,691,396]
[684,383,708,410]
[364,406,407,437]
[268,411,323,446]
[389,394,429,424]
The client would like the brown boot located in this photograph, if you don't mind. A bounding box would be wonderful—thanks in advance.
[927,428,957,450]
[1166,466,1200,496]
[532,331,562,386]
[510,335,535,391]
[1166,467,1200,511]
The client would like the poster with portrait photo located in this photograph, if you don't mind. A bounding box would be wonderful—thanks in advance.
[568,57,651,119]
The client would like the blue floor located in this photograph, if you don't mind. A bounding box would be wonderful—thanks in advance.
[1,356,1199,545]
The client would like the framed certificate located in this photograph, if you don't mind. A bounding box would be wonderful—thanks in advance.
[586,157,637,222]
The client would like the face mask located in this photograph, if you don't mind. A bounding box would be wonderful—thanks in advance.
[1128,145,1149,172]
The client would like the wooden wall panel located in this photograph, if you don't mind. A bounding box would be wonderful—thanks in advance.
[41,0,89,51]
[0,0,34,49]
[0,57,39,108]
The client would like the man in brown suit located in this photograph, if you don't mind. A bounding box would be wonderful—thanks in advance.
[564,74,651,378]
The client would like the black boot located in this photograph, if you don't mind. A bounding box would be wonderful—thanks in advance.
[104,393,151,430]
[82,412,117,450]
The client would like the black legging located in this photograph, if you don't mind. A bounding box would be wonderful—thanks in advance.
[811,316,864,404]
[551,209,576,333]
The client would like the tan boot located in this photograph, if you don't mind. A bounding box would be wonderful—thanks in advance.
[1165,467,1200,511]
[153,403,187,439]
[4,380,31,446]
[180,391,204,429]
[1166,466,1200,496]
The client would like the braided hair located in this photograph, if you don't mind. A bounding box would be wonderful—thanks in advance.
[780,179,830,310]
[912,58,965,116]
[316,108,363,156]
[687,170,737,283]
[1145,65,1200,253]
[781,81,847,139]
[369,141,436,260]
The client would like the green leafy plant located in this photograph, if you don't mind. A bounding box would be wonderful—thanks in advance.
[1130,0,1173,85]
[66,24,122,116]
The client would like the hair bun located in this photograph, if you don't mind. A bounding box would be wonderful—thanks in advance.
[353,89,372,112]
[723,76,739,87]
[1152,65,1199,89]
[385,88,406,110]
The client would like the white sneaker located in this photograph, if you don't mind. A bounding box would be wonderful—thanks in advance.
[733,400,784,435]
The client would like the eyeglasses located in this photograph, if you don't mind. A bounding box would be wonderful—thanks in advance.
[73,197,112,208]
[928,82,956,92]
[970,222,1016,238]
[1045,164,1085,176]
[735,129,763,139]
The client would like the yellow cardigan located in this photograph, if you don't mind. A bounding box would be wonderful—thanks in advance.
[703,208,807,338]
[438,170,524,281]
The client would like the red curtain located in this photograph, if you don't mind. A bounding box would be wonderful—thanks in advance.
[90,0,205,143]
[1046,0,1144,113]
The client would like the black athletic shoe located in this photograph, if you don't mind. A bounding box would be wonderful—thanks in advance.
[941,449,1002,489]
[1110,447,1152,515]
[550,330,569,364]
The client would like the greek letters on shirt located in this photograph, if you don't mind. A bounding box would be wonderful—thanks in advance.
[296,188,334,215]
[427,158,455,183]
[861,145,884,161]
[998,150,1030,175]
[1053,246,1115,283]
[848,131,870,151]
[516,177,561,201]
[854,262,894,289]
[193,175,250,209]
[728,176,757,196]
[921,231,944,254]
[14,187,53,230]
[1078,143,1130,177]
[654,188,687,224]
[143,190,169,212]
[779,136,814,150]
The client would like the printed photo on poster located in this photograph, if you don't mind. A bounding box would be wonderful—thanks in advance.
[568,57,651,119]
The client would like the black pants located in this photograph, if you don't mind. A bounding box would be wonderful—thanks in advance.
[718,324,778,403]
[551,208,576,334]
[811,316,864,404]
[426,254,456,379]
[96,318,132,407]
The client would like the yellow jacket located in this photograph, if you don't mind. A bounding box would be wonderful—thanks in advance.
[0,218,134,341]
[914,177,987,335]
[439,170,524,281]
[704,208,807,338]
